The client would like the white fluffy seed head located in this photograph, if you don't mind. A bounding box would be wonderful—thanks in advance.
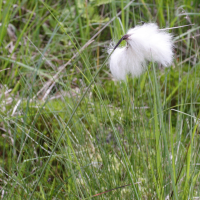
[108,23,173,81]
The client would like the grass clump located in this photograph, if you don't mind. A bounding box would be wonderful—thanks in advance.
[0,0,200,199]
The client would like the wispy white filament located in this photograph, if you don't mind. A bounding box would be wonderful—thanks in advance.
[108,23,173,80]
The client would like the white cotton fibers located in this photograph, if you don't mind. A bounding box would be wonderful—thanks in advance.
[108,23,173,80]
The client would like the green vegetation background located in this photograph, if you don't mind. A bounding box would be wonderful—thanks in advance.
[0,0,200,199]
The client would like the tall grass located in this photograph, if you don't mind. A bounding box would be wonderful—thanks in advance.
[0,0,200,199]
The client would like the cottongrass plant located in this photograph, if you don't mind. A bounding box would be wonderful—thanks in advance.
[1,0,200,199]
[108,23,174,80]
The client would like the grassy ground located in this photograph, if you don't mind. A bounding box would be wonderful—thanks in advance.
[0,0,200,199]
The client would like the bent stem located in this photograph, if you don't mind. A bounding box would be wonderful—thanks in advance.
[114,34,131,49]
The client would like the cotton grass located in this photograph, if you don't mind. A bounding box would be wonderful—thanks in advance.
[108,23,174,80]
